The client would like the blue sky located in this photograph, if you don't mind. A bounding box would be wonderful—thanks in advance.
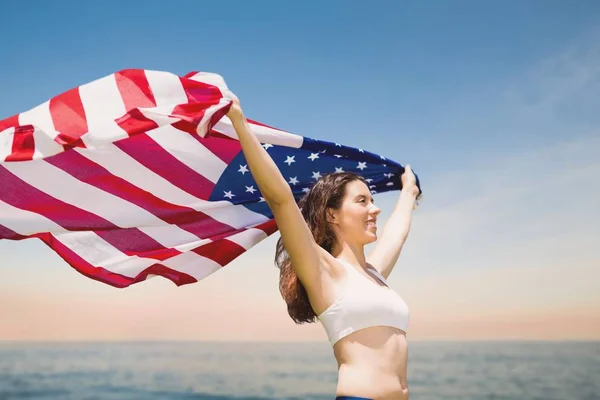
[2,1,599,162]
[1,1,599,341]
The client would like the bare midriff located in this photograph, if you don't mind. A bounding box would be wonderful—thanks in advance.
[333,326,409,400]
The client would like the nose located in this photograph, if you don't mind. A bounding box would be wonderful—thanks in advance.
[369,203,381,216]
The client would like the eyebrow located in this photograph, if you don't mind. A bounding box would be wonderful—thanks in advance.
[356,194,375,203]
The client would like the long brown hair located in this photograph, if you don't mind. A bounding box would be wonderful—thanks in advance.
[274,171,368,323]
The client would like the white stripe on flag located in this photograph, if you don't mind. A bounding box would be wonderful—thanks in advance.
[196,97,232,138]
[79,74,129,147]
[0,198,64,235]
[160,251,221,281]
[212,117,304,148]
[227,228,269,250]
[2,160,201,246]
[32,126,65,159]
[75,145,270,229]
[185,71,235,138]
[56,231,158,278]
[147,124,228,184]
[132,70,188,128]
[17,101,65,159]
[137,225,203,249]
[58,231,221,281]
[173,237,213,252]
[0,128,15,161]
[18,100,58,141]
[145,70,188,108]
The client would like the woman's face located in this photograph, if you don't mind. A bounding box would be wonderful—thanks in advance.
[329,180,381,245]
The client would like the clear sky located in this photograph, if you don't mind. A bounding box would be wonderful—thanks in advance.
[0,1,598,342]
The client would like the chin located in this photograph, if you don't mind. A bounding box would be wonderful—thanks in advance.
[363,232,378,244]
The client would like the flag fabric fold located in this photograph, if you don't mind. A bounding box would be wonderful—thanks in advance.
[0,69,419,288]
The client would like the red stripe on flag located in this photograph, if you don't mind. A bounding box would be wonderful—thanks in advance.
[46,150,236,239]
[171,77,223,125]
[98,228,180,261]
[192,239,246,267]
[115,108,160,138]
[173,120,241,164]
[128,263,198,286]
[39,233,136,288]
[115,69,156,108]
[50,86,89,147]
[0,165,114,231]
[254,219,278,236]
[197,130,241,165]
[0,114,20,133]
[115,133,215,200]
[208,129,236,141]
[206,101,233,144]
[62,138,86,151]
[5,125,35,161]
[115,69,160,138]
[41,234,197,287]
[182,71,199,79]
[0,223,26,240]
[0,165,179,261]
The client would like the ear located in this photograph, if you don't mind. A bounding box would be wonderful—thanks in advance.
[326,208,337,225]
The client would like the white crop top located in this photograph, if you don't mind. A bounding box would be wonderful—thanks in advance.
[317,258,410,346]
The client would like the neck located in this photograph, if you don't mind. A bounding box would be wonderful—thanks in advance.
[331,240,366,268]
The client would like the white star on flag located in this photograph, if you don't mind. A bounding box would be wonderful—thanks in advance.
[308,153,320,161]
[262,143,273,150]
[288,176,299,185]
[284,155,295,166]
[223,190,235,199]
[312,171,322,180]
[245,185,257,194]
[238,164,249,175]
[357,162,367,170]
[335,167,344,173]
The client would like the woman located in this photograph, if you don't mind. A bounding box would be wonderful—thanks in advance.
[227,96,420,400]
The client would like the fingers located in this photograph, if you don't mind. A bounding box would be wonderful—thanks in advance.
[228,92,240,106]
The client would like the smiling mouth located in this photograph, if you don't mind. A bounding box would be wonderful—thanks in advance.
[366,221,377,229]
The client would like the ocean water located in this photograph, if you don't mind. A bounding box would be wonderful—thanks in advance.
[0,341,598,400]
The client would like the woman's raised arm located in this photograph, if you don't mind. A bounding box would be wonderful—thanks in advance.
[226,97,331,285]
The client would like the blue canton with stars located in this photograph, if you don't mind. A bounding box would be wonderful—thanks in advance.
[208,137,421,219]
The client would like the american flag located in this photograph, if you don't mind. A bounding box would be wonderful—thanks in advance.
[0,69,418,288]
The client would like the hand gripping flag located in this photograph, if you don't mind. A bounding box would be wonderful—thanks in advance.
[0,69,421,288]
